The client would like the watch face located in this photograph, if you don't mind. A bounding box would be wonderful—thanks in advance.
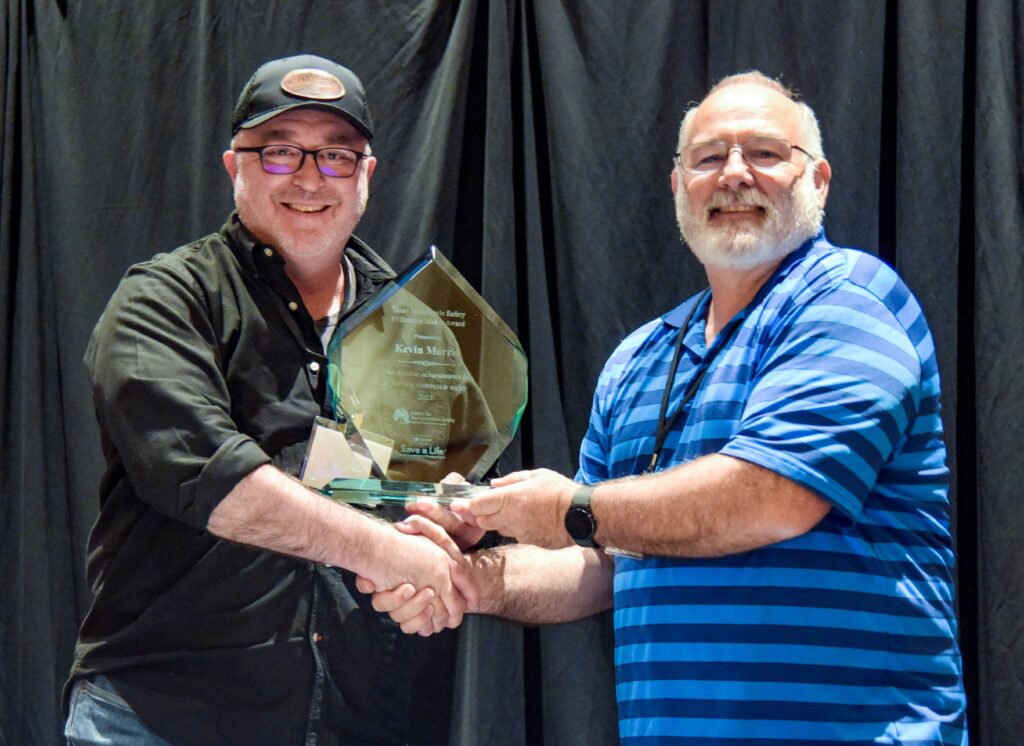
[565,505,595,540]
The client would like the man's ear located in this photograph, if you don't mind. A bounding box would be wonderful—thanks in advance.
[813,158,832,207]
[223,149,238,182]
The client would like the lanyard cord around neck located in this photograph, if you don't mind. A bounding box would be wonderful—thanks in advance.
[647,289,743,473]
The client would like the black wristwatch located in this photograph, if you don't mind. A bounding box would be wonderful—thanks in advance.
[564,484,599,548]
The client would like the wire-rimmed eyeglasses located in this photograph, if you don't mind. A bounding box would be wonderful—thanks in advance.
[675,137,814,175]
[234,144,368,178]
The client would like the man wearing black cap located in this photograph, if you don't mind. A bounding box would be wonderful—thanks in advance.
[63,55,466,745]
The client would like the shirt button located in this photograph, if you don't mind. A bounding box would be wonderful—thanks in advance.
[263,247,273,257]
[309,361,321,373]
[288,301,299,311]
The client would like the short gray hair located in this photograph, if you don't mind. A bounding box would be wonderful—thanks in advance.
[677,71,823,159]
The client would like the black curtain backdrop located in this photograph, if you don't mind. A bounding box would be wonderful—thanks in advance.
[2,1,1021,744]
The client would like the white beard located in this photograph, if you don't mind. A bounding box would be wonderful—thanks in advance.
[676,166,824,270]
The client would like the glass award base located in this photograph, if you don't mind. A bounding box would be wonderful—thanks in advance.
[320,477,489,507]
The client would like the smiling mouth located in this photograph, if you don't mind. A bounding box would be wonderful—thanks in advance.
[710,205,765,217]
[284,203,329,213]
[708,204,765,220]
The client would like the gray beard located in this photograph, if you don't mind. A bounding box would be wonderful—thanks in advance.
[676,167,824,271]
[232,169,368,260]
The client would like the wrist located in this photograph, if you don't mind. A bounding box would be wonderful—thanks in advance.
[463,550,502,615]
[332,508,396,578]
[564,484,600,548]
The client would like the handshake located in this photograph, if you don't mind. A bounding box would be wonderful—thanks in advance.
[353,468,582,636]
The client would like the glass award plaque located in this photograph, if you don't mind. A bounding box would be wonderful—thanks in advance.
[312,246,527,507]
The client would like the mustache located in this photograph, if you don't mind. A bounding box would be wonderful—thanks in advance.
[704,187,774,213]
[274,192,337,203]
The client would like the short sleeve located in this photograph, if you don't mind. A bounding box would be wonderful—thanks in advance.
[720,284,922,523]
[576,383,613,486]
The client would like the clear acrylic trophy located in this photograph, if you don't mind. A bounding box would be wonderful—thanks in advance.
[301,247,528,510]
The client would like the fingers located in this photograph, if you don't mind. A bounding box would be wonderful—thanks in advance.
[452,472,577,548]
[401,516,463,562]
[405,498,463,534]
[354,576,376,594]
[403,502,485,552]
[440,472,467,485]
[452,490,507,533]
[402,596,437,636]
[429,599,448,634]
[371,528,473,636]
[449,498,481,521]
[436,582,465,630]
[456,487,508,518]
[450,563,480,612]
[408,608,437,636]
[368,583,458,637]
[368,585,437,635]
[369,583,416,612]
[446,499,483,530]
[488,469,541,487]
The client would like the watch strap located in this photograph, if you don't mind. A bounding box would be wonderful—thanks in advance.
[572,484,594,508]
[565,484,599,548]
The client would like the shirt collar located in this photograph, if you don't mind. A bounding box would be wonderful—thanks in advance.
[660,228,827,331]
[662,290,709,329]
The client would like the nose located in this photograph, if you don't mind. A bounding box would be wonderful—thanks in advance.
[290,152,325,190]
[718,146,754,190]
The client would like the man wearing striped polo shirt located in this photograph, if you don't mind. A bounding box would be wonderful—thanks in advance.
[367,72,968,744]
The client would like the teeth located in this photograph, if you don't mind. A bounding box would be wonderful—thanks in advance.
[716,205,760,213]
[287,204,327,213]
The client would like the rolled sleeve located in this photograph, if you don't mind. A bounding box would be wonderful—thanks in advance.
[87,258,270,529]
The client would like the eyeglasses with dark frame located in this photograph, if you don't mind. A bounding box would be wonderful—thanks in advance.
[234,144,368,178]
[675,137,814,175]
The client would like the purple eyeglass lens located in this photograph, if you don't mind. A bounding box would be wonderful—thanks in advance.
[263,162,294,175]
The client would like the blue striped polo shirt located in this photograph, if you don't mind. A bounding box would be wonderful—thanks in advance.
[577,233,967,745]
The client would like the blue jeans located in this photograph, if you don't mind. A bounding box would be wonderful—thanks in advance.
[64,675,172,746]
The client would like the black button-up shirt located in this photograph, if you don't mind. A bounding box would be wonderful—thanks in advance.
[67,214,457,745]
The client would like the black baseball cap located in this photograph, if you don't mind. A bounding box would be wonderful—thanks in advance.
[231,54,374,142]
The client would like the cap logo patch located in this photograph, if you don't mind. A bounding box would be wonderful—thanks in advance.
[280,69,345,100]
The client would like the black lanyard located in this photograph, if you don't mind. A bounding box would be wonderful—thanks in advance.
[647,289,743,472]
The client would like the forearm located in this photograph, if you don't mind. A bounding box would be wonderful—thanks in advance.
[466,544,614,624]
[206,464,393,577]
[592,454,831,556]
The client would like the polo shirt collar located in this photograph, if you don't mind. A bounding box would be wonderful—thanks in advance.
[661,229,827,331]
